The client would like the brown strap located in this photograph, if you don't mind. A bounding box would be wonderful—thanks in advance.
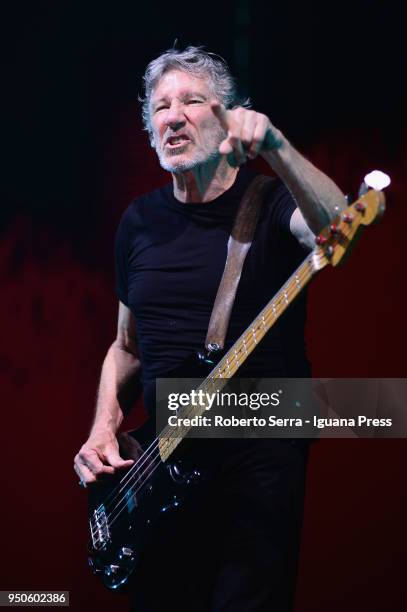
[205,174,273,351]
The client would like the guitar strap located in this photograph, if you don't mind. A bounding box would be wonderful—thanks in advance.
[205,174,273,351]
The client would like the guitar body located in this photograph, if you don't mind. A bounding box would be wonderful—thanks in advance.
[88,439,206,589]
[87,350,220,590]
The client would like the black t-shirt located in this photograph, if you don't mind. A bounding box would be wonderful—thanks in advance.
[115,167,311,393]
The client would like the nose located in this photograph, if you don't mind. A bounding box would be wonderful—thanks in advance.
[165,100,186,131]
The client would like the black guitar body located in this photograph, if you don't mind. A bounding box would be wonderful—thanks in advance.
[88,439,207,590]
[87,349,221,590]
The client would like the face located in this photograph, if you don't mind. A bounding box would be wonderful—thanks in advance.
[149,70,225,173]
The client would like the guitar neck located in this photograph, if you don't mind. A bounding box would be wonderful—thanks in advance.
[208,249,326,380]
[159,248,327,461]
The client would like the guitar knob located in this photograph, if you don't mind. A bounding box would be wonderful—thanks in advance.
[355,202,366,212]
[172,495,180,508]
[105,564,120,575]
[325,245,334,258]
[329,224,339,235]
[315,235,328,246]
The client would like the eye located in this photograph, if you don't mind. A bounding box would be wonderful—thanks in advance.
[187,99,203,104]
[155,105,168,113]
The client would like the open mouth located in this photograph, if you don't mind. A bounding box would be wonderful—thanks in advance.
[165,135,192,149]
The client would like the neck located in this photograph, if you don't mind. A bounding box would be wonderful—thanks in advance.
[172,157,238,203]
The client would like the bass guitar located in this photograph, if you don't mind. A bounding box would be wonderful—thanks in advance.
[87,188,385,589]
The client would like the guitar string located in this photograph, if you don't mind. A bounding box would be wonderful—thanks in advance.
[91,213,362,540]
[90,248,329,541]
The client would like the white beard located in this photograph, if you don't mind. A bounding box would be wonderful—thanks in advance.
[153,124,226,173]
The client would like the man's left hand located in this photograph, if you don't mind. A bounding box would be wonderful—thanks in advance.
[211,102,283,166]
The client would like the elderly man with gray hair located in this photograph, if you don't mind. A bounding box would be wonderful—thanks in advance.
[75,46,345,611]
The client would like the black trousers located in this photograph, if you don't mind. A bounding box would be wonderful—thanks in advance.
[128,438,309,612]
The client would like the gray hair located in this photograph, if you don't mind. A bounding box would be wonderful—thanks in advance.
[140,46,249,142]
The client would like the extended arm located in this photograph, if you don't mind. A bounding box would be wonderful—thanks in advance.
[74,302,142,485]
[211,102,347,245]
[262,136,346,236]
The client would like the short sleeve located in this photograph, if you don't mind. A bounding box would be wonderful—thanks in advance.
[264,178,308,278]
[267,178,297,234]
[114,207,132,307]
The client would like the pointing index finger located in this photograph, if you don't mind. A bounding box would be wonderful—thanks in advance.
[210,101,230,130]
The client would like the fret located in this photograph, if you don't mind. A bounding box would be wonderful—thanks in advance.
[234,349,239,366]
[242,337,248,355]
[295,273,301,289]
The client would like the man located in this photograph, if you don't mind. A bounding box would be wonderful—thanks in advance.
[74,47,346,611]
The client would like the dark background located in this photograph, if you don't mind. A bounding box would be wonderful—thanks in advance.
[1,1,406,610]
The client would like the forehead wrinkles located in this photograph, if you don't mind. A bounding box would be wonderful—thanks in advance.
[150,70,216,106]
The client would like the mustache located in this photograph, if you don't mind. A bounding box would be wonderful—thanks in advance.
[163,131,195,145]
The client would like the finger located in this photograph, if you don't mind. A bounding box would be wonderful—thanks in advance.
[248,115,269,159]
[210,101,231,131]
[231,136,246,166]
[78,449,115,476]
[104,452,134,470]
[74,462,96,485]
[219,133,246,165]
[219,136,233,156]
[213,104,246,165]
[221,138,246,166]
[240,111,257,150]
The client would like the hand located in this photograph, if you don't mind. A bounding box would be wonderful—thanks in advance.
[211,102,283,166]
[74,429,138,486]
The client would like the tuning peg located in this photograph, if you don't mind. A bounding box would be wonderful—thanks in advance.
[315,235,328,246]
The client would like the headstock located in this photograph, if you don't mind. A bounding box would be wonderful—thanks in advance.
[314,189,386,267]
